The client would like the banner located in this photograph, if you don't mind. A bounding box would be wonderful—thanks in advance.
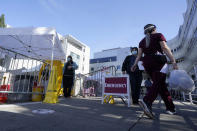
[104,77,127,94]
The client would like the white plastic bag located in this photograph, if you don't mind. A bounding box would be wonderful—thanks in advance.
[138,61,144,70]
[168,70,195,93]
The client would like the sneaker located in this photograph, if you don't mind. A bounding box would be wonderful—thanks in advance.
[166,110,176,115]
[138,99,154,119]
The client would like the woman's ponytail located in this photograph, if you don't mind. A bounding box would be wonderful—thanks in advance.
[144,24,156,48]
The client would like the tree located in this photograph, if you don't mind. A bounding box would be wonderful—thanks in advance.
[0,14,6,28]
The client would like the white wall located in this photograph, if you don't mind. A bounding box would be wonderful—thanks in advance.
[61,35,90,74]
[167,0,197,74]
[94,48,121,59]
[90,47,131,75]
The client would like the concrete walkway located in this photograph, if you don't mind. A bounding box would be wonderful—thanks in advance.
[0,97,197,131]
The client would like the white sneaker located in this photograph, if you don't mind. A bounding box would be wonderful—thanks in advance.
[166,110,176,115]
[138,99,154,119]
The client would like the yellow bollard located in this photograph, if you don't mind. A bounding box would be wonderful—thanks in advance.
[32,86,44,102]
[43,60,64,104]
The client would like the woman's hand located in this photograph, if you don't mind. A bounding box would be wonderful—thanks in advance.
[172,63,178,70]
[131,64,137,72]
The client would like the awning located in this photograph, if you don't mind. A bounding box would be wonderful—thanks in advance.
[0,27,65,60]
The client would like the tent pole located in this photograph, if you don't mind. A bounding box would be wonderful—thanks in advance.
[65,37,68,59]
[51,35,55,69]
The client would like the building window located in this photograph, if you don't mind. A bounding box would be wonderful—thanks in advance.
[0,58,5,67]
[176,57,184,63]
[187,28,197,52]
[91,67,94,71]
[90,56,117,64]
[82,65,84,71]
[83,48,85,52]
[69,42,82,51]
[0,54,8,67]
[178,26,182,37]
[83,57,85,61]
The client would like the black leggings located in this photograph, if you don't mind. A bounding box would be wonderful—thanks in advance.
[63,76,74,97]
[129,73,142,103]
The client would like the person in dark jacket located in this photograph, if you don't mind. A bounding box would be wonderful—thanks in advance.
[63,55,78,98]
[122,47,143,104]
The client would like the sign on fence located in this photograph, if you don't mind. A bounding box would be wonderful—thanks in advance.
[101,75,132,107]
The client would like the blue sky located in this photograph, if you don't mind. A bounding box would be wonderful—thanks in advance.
[0,0,186,58]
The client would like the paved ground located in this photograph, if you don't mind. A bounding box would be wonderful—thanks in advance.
[0,97,197,131]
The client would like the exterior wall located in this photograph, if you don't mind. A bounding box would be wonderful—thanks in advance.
[90,47,131,75]
[167,0,197,77]
[61,35,90,74]
[94,48,121,59]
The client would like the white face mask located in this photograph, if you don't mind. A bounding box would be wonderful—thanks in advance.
[132,51,137,55]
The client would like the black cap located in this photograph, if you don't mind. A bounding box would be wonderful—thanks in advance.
[130,47,138,50]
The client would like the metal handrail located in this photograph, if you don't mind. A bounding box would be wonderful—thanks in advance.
[81,65,117,77]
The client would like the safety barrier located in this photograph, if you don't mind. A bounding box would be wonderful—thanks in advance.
[74,66,117,97]
[0,46,50,103]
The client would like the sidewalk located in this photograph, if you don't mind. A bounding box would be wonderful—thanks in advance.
[0,97,197,131]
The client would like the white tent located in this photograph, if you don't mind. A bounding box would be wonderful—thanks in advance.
[0,27,65,61]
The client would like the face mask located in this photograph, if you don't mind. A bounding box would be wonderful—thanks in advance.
[67,58,71,61]
[132,51,137,55]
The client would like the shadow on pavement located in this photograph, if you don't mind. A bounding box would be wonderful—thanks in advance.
[0,97,197,131]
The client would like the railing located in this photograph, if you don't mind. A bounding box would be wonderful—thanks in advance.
[183,79,197,104]
[0,46,50,103]
[170,88,197,105]
[184,93,197,104]
[74,66,117,97]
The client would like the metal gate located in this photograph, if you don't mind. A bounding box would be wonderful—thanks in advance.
[74,66,117,97]
[0,47,50,103]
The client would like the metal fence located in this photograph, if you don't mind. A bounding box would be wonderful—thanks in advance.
[74,66,117,97]
[183,92,197,104]
[169,88,197,104]
[0,46,50,103]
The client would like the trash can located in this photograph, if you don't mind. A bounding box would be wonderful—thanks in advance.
[32,86,44,102]
[0,85,10,103]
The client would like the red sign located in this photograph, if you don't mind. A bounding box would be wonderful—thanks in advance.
[104,77,127,94]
